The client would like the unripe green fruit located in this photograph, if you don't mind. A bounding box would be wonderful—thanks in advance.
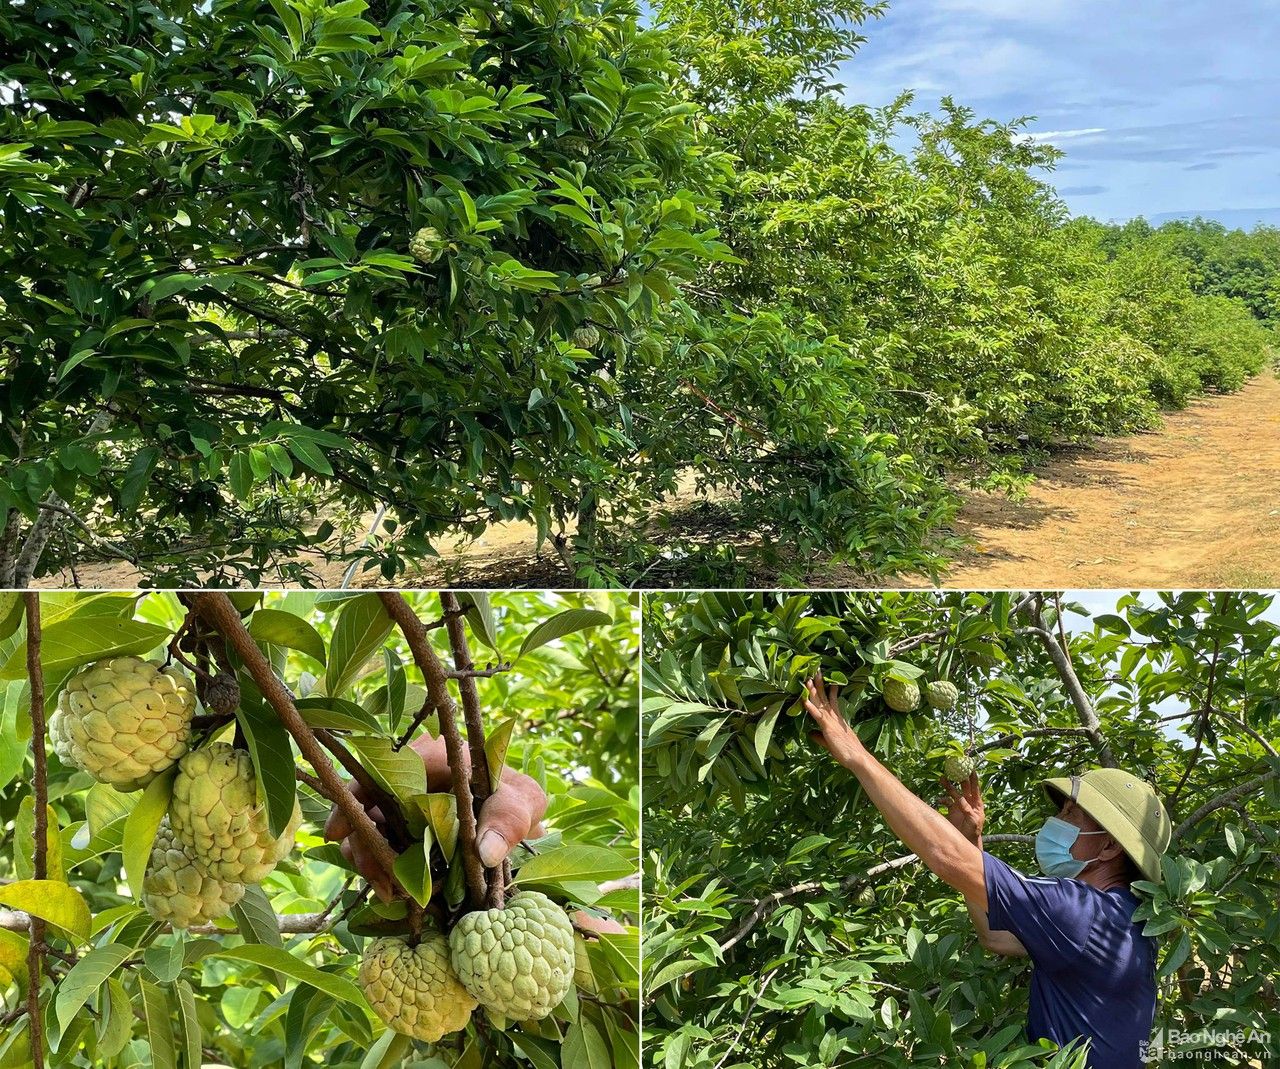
[169,742,301,883]
[572,324,600,349]
[882,677,920,713]
[360,934,477,1042]
[944,754,978,783]
[449,891,576,1021]
[50,657,195,791]
[409,226,445,264]
[926,680,959,711]
[142,817,245,928]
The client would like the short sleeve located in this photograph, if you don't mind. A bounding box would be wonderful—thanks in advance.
[983,851,1100,972]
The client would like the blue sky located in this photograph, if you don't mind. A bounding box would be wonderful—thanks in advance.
[837,0,1280,226]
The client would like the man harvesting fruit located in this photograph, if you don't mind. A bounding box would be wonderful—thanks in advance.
[803,672,1172,1069]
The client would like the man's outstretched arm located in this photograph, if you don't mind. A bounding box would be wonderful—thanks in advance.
[803,674,988,910]
[939,776,1028,958]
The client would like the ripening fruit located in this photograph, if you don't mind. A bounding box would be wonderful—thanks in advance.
[169,742,301,883]
[142,817,245,928]
[882,677,921,713]
[50,657,196,790]
[572,324,600,349]
[359,933,477,1042]
[449,891,576,1021]
[409,226,446,264]
[925,680,959,711]
[944,754,978,783]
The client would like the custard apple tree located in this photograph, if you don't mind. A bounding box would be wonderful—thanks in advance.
[0,0,732,587]
[0,590,640,1067]
[643,590,1280,1067]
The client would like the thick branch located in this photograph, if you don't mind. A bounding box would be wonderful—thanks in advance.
[439,595,491,801]
[888,629,950,658]
[0,509,21,586]
[1016,609,1115,767]
[24,594,47,1068]
[188,594,401,887]
[717,852,920,954]
[378,593,487,909]
[441,593,503,906]
[1171,770,1280,842]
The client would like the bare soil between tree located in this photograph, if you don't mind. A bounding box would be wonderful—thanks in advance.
[409,372,1280,591]
[843,371,1280,591]
[42,375,1279,591]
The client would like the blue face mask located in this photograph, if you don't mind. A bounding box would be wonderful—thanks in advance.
[1035,816,1108,877]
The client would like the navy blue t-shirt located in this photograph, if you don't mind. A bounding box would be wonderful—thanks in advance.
[983,852,1157,1069]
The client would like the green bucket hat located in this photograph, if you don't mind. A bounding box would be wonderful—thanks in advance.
[1041,768,1171,883]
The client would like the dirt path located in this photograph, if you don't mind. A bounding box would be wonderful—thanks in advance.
[914,373,1280,590]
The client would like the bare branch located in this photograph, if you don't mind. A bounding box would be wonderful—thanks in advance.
[440,593,502,908]
[715,834,1034,956]
[710,967,781,1069]
[378,593,487,909]
[1171,770,1280,842]
[24,594,47,1068]
[1015,604,1115,767]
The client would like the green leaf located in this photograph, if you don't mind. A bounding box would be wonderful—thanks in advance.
[212,945,367,1009]
[236,694,299,838]
[0,880,91,944]
[518,609,612,659]
[325,594,392,697]
[344,735,428,799]
[0,618,171,680]
[56,944,134,1033]
[140,978,177,1069]
[514,844,635,894]
[484,717,516,791]
[122,769,175,900]
[175,979,202,1068]
[249,609,327,665]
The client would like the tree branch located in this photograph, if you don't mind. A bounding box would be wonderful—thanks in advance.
[24,594,47,1069]
[1015,601,1115,767]
[378,593,487,909]
[187,593,402,890]
[715,834,1034,956]
[1171,770,1280,842]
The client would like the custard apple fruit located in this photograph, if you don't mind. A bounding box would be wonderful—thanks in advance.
[50,657,196,791]
[572,324,600,349]
[409,226,445,264]
[926,680,959,711]
[169,742,301,883]
[944,754,978,783]
[360,933,477,1042]
[142,817,245,928]
[882,677,920,712]
[449,891,575,1021]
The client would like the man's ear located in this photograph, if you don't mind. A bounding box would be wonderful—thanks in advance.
[1097,835,1125,862]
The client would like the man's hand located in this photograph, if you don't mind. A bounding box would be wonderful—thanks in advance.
[803,672,867,769]
[939,772,985,848]
[323,733,548,902]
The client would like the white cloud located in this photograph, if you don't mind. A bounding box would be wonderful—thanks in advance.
[1027,127,1108,142]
